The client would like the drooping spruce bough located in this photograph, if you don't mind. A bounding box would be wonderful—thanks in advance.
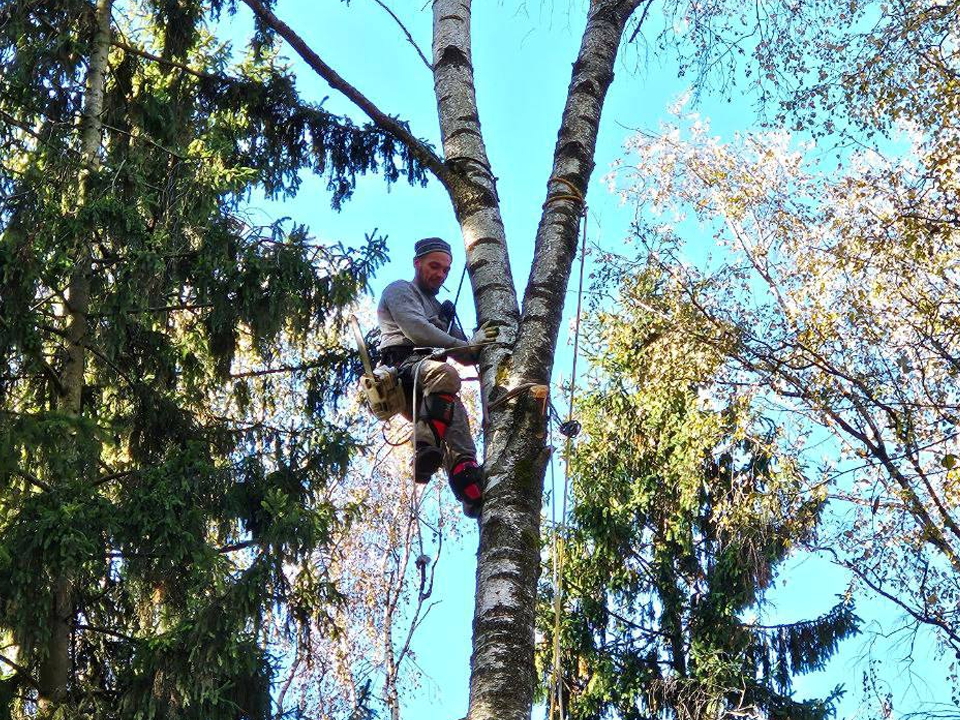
[0,0,427,715]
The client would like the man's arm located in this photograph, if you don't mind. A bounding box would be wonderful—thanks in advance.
[384,282,468,349]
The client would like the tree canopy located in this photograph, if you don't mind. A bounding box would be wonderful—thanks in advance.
[0,1,425,715]
[537,272,858,720]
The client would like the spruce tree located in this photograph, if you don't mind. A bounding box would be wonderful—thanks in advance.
[0,1,425,716]
[537,273,859,720]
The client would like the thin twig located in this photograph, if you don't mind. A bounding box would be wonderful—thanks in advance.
[370,0,433,70]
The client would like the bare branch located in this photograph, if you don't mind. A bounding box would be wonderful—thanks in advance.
[76,624,135,642]
[628,0,656,44]
[369,0,432,71]
[13,469,52,492]
[230,358,337,379]
[818,546,960,651]
[91,469,137,487]
[0,652,41,690]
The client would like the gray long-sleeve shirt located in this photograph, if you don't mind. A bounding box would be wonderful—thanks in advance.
[377,279,472,361]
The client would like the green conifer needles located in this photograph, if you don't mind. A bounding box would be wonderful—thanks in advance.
[537,276,859,720]
[0,1,411,716]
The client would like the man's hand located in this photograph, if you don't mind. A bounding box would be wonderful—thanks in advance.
[470,320,499,347]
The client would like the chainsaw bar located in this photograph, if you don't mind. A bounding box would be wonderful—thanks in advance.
[350,315,374,376]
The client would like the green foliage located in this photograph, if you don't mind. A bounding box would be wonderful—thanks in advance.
[537,274,858,720]
[0,1,411,717]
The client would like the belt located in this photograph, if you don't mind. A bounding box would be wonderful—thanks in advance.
[379,345,416,367]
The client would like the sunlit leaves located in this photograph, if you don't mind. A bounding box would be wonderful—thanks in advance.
[538,279,856,720]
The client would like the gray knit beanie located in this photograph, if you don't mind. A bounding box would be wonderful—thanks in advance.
[414,237,452,260]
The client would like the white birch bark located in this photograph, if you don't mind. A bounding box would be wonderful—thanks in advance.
[430,3,643,719]
[431,0,519,421]
[234,2,644,717]
[37,0,113,708]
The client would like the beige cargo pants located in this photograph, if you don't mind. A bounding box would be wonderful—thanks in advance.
[412,359,477,472]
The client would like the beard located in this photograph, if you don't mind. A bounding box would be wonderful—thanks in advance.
[415,275,441,296]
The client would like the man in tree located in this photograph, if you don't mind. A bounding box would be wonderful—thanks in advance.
[377,237,497,517]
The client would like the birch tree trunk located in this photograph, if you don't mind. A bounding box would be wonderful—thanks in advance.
[431,3,642,718]
[236,1,643,717]
[37,0,113,709]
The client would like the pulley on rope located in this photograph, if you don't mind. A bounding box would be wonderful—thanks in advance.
[557,419,581,439]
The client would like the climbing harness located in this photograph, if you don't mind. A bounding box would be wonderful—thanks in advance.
[351,315,406,421]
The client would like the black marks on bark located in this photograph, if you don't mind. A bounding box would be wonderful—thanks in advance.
[458,112,480,123]
[437,46,472,71]
[449,126,482,141]
[468,258,490,274]
[596,68,615,92]
[457,190,499,219]
[524,282,555,304]
[558,139,586,161]
[469,236,501,248]
[475,280,514,297]
[453,185,499,219]
[578,113,599,131]
[573,78,600,99]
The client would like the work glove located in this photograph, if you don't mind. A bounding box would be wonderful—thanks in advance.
[470,320,499,347]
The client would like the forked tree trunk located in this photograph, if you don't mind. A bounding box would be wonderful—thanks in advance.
[37,0,113,709]
[431,2,641,718]
[233,0,643,717]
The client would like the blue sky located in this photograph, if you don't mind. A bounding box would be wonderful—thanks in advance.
[219,1,952,717]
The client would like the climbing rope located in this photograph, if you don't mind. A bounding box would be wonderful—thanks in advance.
[446,264,468,334]
[548,176,588,720]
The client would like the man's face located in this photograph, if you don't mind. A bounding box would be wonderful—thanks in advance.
[414,251,452,294]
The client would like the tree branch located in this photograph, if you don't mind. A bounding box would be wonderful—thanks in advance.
[0,652,41,690]
[818,546,960,651]
[76,624,134,642]
[91,469,136,487]
[229,358,336,379]
[13,469,52,492]
[0,108,81,159]
[111,40,227,83]
[239,0,449,185]
[627,0,656,43]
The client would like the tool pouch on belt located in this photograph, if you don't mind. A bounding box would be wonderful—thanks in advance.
[359,366,406,421]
